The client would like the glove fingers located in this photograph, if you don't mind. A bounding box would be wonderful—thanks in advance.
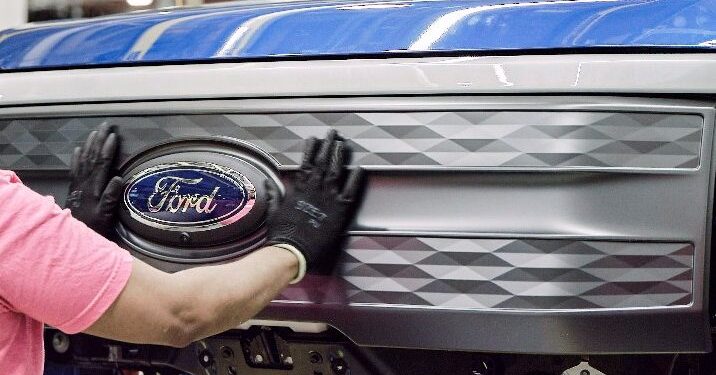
[297,137,321,189]
[94,167,109,198]
[314,129,338,169]
[340,167,365,202]
[343,140,354,166]
[89,123,111,162]
[325,140,347,192]
[98,176,124,215]
[300,137,321,171]
[101,132,118,162]
[264,179,281,216]
[81,130,97,160]
[92,133,116,196]
[70,146,81,179]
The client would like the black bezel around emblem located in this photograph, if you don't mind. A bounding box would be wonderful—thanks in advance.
[116,137,282,264]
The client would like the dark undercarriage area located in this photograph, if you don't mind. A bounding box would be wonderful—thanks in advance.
[45,326,716,375]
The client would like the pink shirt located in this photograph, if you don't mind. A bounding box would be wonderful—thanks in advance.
[0,170,133,374]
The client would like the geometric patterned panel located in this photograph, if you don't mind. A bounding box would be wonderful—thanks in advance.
[279,237,693,309]
[0,111,702,171]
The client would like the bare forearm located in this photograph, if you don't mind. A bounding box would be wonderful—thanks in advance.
[84,131,358,347]
[172,245,298,341]
[85,245,298,347]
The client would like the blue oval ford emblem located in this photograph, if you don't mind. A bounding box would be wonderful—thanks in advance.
[124,162,256,230]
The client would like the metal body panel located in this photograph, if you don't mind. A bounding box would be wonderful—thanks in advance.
[258,302,707,354]
[0,0,714,70]
[2,96,713,354]
[2,55,716,106]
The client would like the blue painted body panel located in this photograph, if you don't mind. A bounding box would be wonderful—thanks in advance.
[0,0,714,70]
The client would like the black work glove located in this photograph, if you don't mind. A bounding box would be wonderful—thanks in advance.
[266,130,365,273]
[65,123,123,237]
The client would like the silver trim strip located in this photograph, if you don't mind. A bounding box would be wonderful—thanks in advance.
[0,96,713,118]
[1,54,716,106]
[236,319,328,333]
[269,299,694,313]
[346,230,693,243]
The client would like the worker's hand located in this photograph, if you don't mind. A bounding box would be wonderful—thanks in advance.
[266,130,365,273]
[65,123,123,237]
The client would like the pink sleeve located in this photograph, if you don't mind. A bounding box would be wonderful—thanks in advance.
[0,171,133,334]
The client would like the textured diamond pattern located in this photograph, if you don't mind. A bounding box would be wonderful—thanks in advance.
[279,237,693,309]
[0,111,702,170]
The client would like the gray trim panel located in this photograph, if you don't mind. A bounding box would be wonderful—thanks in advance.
[280,237,695,310]
[5,95,714,354]
[0,96,707,172]
[258,303,707,354]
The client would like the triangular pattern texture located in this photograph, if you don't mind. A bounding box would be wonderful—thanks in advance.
[280,237,694,310]
[0,111,702,170]
[0,112,700,310]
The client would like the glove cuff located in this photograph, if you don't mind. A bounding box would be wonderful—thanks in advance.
[269,243,307,284]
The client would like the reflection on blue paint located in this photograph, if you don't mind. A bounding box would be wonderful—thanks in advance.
[0,0,714,70]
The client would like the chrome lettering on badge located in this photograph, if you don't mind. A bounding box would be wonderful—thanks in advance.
[147,176,219,214]
[123,161,256,230]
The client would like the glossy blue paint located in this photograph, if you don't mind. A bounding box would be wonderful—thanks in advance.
[0,0,714,70]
